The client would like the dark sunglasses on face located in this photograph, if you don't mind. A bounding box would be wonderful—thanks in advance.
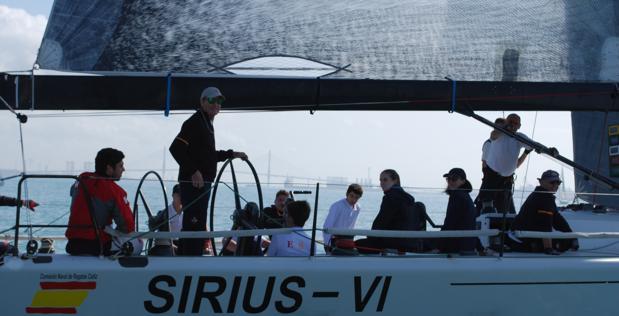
[550,180,562,185]
[207,96,225,105]
[446,176,460,182]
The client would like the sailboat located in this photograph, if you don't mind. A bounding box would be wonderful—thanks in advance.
[2,1,619,315]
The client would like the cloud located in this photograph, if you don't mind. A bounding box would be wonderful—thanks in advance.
[0,5,47,71]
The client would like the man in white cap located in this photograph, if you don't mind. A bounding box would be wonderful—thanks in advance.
[169,87,247,256]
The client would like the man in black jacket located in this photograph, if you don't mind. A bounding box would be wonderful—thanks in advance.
[169,87,247,256]
[507,170,578,255]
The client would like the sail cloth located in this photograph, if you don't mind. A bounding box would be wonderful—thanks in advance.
[36,0,618,82]
[4,1,619,204]
[0,0,615,111]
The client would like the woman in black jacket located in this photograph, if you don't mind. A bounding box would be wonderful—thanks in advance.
[438,168,477,254]
[355,169,424,253]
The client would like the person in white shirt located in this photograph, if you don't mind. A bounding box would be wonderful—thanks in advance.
[167,184,183,234]
[476,114,534,214]
[267,200,315,257]
[481,118,506,171]
[149,184,184,256]
[322,184,363,252]
[477,118,505,213]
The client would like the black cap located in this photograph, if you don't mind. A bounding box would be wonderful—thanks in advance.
[443,168,467,180]
[172,184,181,195]
[539,170,561,182]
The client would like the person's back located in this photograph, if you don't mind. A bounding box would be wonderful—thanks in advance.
[268,229,311,257]
[267,200,315,257]
[65,148,135,256]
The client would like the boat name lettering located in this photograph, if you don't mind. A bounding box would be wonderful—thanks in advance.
[39,273,98,280]
[143,275,392,314]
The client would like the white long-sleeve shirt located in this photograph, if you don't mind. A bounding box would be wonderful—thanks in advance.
[322,198,361,246]
[167,204,183,233]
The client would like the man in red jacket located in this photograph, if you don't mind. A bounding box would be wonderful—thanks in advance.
[65,148,135,256]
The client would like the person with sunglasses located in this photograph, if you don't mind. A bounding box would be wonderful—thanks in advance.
[169,86,247,256]
[506,170,578,255]
[437,168,477,254]
[476,113,535,215]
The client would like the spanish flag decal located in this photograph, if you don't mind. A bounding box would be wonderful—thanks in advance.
[26,282,96,314]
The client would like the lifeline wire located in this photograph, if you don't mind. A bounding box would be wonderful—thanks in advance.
[518,111,538,205]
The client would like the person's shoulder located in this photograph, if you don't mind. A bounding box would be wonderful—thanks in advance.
[331,198,347,208]
[182,111,201,125]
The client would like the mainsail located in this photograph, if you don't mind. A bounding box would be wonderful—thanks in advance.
[2,0,619,205]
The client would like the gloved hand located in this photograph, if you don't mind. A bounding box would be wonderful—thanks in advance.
[548,147,559,157]
[544,248,561,255]
[22,199,38,211]
[571,239,579,251]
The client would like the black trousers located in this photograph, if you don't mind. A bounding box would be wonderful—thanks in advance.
[66,239,112,256]
[475,167,515,215]
[178,181,212,256]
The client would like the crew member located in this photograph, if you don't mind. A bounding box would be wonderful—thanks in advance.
[507,170,578,255]
[355,169,424,253]
[169,87,247,256]
[149,184,183,256]
[65,148,135,256]
[259,190,289,229]
[267,200,315,256]
[476,114,535,214]
[322,183,363,252]
[438,168,477,254]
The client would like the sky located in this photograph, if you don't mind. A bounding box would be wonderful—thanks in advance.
[0,1,576,192]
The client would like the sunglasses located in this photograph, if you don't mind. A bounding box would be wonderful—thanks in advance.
[207,96,225,105]
[550,180,562,185]
[446,176,461,182]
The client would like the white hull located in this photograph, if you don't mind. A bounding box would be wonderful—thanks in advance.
[2,253,619,316]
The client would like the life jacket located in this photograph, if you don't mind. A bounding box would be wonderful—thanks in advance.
[65,172,135,243]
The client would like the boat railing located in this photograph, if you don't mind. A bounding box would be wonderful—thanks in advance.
[104,227,619,240]
[13,174,105,256]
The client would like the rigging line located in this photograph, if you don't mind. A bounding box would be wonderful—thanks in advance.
[592,111,610,204]
[518,111,538,205]
[220,181,249,205]
[0,173,23,181]
[0,95,17,114]
[17,116,32,240]
[31,210,71,234]
[0,226,15,235]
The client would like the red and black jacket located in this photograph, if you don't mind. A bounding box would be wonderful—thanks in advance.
[65,172,135,242]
